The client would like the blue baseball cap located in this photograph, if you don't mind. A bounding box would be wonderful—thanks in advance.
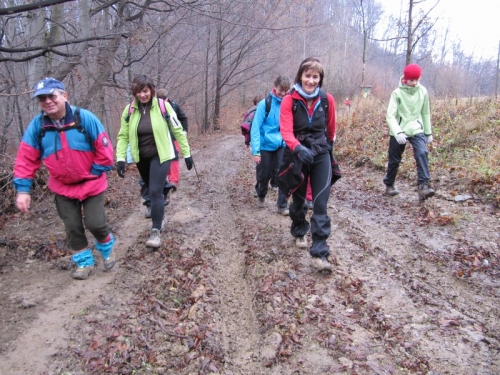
[32,77,65,98]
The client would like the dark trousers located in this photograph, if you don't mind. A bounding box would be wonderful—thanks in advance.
[139,178,170,207]
[256,148,288,209]
[137,156,171,230]
[289,152,332,259]
[54,192,110,251]
[383,133,430,186]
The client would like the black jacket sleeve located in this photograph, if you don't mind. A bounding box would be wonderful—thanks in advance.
[170,100,188,133]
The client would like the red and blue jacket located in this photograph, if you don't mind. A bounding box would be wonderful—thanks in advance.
[14,103,114,200]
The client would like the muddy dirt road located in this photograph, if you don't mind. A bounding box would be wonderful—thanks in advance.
[0,133,499,374]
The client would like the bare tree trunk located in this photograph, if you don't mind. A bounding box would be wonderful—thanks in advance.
[406,0,413,64]
[27,7,46,86]
[203,26,211,133]
[496,41,499,98]
[213,19,222,131]
[79,1,126,109]
[52,0,90,80]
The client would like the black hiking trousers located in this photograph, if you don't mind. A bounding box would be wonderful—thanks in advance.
[137,156,171,230]
[255,148,288,209]
[289,151,332,259]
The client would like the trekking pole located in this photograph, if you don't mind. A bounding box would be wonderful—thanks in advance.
[192,160,201,182]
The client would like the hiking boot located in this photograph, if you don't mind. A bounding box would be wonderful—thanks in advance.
[418,183,435,201]
[312,257,333,273]
[305,201,313,210]
[102,251,116,271]
[146,228,161,248]
[164,191,171,206]
[295,236,308,249]
[271,186,279,192]
[72,266,94,280]
[145,207,152,218]
[95,234,116,272]
[253,188,258,197]
[278,208,289,216]
[258,196,266,208]
[385,185,400,196]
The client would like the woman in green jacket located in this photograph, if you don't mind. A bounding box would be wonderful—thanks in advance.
[116,75,193,248]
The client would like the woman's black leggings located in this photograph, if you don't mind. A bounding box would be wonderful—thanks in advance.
[289,151,332,259]
[137,156,171,230]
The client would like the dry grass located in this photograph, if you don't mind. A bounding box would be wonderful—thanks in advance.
[336,96,500,205]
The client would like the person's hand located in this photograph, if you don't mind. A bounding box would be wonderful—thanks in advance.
[294,144,314,165]
[426,135,433,144]
[185,156,194,170]
[395,133,407,145]
[16,193,31,213]
[253,155,261,164]
[117,161,125,178]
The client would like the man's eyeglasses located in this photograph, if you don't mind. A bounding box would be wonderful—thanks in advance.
[37,94,59,103]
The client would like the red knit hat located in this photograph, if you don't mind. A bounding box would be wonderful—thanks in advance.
[403,64,422,80]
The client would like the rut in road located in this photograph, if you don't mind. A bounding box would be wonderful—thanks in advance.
[184,134,263,373]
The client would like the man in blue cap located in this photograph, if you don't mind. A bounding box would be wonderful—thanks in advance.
[13,77,117,280]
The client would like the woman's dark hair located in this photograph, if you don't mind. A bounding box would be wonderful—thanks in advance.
[253,95,262,105]
[131,75,156,97]
[294,57,324,88]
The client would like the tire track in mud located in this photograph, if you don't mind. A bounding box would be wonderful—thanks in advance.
[330,177,500,373]
[180,135,263,373]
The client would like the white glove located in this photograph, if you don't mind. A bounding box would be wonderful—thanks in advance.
[395,133,407,145]
[426,135,433,144]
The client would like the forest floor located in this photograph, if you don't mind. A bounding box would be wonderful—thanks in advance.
[0,132,499,375]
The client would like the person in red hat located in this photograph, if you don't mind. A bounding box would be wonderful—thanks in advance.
[383,63,435,201]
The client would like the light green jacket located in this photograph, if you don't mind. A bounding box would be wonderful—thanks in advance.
[116,97,190,163]
[386,78,432,137]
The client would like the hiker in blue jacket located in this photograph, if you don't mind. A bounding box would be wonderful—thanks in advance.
[251,76,291,215]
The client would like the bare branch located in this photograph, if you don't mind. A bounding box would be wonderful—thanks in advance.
[0,35,121,62]
[0,0,75,16]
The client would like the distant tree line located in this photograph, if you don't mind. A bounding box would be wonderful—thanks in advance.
[0,0,497,155]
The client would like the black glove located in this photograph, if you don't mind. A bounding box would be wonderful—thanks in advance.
[185,156,194,170]
[116,161,125,178]
[294,145,314,165]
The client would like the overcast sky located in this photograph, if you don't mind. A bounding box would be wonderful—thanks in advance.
[382,0,500,60]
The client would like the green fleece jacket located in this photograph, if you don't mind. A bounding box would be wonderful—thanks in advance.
[386,78,432,137]
[116,97,190,163]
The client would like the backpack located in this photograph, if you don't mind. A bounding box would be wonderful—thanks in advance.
[38,107,94,156]
[124,97,170,123]
[244,94,274,130]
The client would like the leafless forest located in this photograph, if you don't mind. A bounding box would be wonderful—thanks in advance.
[1,2,500,374]
[0,0,498,156]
